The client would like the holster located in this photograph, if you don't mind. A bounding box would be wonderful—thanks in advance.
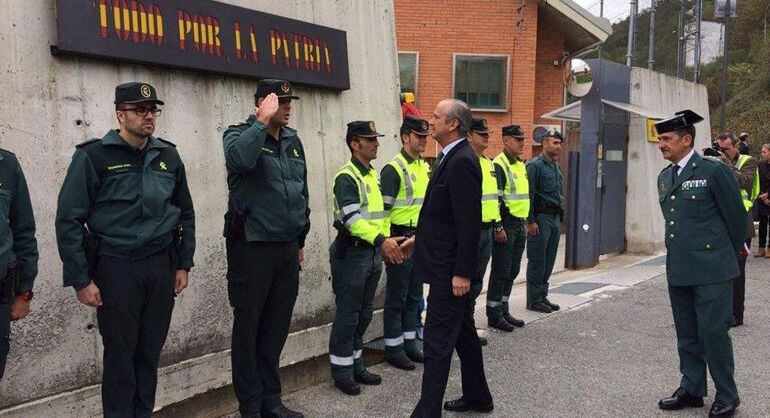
[0,261,20,304]
[224,199,246,240]
[171,221,183,267]
[82,226,102,283]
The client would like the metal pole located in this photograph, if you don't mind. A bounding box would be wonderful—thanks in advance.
[676,0,685,77]
[627,0,638,66]
[648,0,656,69]
[693,0,702,82]
[600,0,604,18]
[720,0,731,132]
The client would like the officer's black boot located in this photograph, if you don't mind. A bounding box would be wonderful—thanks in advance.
[544,298,560,311]
[503,312,525,327]
[334,378,361,396]
[487,316,515,332]
[387,353,415,371]
[262,403,304,418]
[404,339,424,363]
[354,369,382,385]
[526,301,553,313]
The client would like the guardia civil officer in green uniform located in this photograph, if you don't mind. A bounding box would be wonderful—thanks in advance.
[655,110,745,417]
[381,116,430,371]
[0,148,38,380]
[56,82,195,417]
[487,125,528,331]
[525,130,563,313]
[222,79,309,418]
[329,121,404,396]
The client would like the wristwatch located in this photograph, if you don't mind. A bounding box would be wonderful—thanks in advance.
[15,290,33,301]
[494,225,504,233]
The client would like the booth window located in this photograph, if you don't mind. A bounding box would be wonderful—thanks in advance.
[398,52,419,98]
[453,54,509,111]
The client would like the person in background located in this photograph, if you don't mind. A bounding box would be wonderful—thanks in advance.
[737,133,750,155]
[755,143,770,258]
[401,92,421,119]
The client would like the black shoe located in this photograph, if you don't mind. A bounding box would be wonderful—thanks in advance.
[334,377,361,396]
[658,387,704,410]
[478,335,488,346]
[262,404,304,418]
[709,398,740,417]
[543,298,560,311]
[354,370,382,385]
[443,396,494,413]
[487,316,515,332]
[405,348,424,363]
[503,313,525,327]
[526,302,553,313]
[387,355,416,370]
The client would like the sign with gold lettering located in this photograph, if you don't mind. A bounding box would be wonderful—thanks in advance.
[52,0,350,90]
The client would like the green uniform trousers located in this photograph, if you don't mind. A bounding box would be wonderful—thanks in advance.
[488,217,526,320]
[526,213,560,304]
[668,280,738,404]
[383,256,422,359]
[329,242,382,380]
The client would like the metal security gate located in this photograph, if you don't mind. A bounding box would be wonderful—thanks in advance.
[598,105,629,254]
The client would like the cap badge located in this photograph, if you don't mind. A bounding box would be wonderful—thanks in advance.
[369,121,376,131]
[482,119,488,129]
[421,121,429,130]
[281,83,290,93]
[140,84,152,98]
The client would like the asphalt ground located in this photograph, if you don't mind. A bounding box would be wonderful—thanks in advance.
[280,254,770,417]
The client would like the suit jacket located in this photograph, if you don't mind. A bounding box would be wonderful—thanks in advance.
[414,139,482,284]
[657,152,746,286]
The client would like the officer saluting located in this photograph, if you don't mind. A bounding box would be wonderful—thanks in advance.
[525,130,563,313]
[0,147,38,380]
[381,116,429,371]
[487,125,528,331]
[329,121,404,396]
[655,110,745,417]
[56,82,195,416]
[222,79,308,418]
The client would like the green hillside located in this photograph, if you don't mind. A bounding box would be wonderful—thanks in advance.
[588,0,770,148]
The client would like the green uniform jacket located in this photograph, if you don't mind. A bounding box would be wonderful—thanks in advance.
[526,154,563,222]
[223,115,310,247]
[657,152,746,286]
[56,130,196,289]
[0,149,38,293]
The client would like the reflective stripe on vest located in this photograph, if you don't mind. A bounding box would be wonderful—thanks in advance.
[387,153,429,227]
[493,153,530,218]
[736,154,760,211]
[480,158,501,223]
[333,162,387,230]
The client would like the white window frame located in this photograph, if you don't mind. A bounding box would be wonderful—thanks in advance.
[398,51,420,100]
[452,53,510,113]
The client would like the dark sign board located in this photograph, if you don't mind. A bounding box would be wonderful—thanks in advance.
[52,0,350,90]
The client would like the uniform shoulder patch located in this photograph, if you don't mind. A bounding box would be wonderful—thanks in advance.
[75,138,101,149]
[156,137,177,147]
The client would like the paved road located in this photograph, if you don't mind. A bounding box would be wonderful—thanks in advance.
[281,254,770,417]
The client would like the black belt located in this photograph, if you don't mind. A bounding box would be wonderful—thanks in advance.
[481,222,494,230]
[391,224,417,237]
[335,234,374,249]
[534,206,561,215]
[99,236,173,261]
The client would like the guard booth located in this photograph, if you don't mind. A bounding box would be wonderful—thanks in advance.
[543,59,712,269]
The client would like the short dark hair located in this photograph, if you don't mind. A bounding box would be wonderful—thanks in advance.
[674,125,697,146]
[715,132,737,146]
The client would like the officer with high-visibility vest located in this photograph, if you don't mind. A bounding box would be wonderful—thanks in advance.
[487,125,528,331]
[329,121,405,396]
[381,116,430,371]
[714,132,758,327]
[467,118,499,340]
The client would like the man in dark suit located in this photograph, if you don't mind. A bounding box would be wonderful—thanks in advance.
[405,99,493,417]
[655,110,745,417]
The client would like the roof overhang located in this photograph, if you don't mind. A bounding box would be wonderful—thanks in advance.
[539,0,613,53]
[541,99,667,122]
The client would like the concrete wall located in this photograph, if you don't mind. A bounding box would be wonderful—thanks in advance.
[626,68,711,254]
[0,0,401,413]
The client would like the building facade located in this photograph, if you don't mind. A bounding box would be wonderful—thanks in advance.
[394,0,612,158]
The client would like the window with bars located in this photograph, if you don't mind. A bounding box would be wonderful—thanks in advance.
[453,55,508,111]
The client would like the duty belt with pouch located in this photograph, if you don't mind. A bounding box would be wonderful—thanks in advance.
[0,261,20,304]
[333,220,373,260]
[390,224,417,238]
[224,199,247,240]
[534,204,564,220]
[83,226,102,283]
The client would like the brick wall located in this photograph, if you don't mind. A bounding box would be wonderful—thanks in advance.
[534,16,567,143]
[394,0,567,160]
